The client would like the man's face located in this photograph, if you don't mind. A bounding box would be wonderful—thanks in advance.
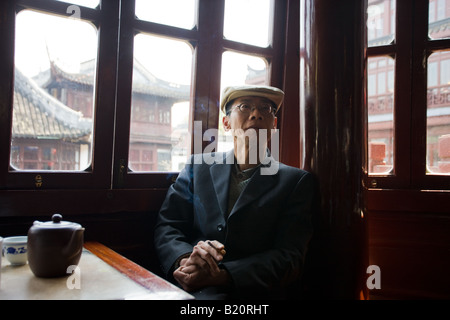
[222,96,278,136]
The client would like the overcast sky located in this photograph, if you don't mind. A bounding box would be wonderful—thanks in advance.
[15,0,270,88]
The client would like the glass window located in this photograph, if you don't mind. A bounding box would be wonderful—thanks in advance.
[368,74,377,96]
[223,0,272,47]
[388,70,395,92]
[367,0,396,47]
[428,61,438,87]
[429,1,436,23]
[429,0,450,40]
[11,10,97,171]
[368,56,395,175]
[378,72,386,94]
[129,34,192,172]
[218,51,268,152]
[23,147,39,170]
[135,0,197,30]
[437,0,446,20]
[440,59,450,85]
[426,51,450,174]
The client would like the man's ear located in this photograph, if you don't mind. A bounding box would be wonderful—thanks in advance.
[223,116,231,131]
[273,116,278,129]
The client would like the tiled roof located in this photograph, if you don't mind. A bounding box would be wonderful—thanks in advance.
[429,17,450,36]
[34,59,190,101]
[12,68,92,141]
[131,59,190,100]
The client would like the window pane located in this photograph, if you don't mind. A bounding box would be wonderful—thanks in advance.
[218,51,268,152]
[11,10,97,171]
[224,0,272,47]
[54,0,99,9]
[367,0,396,47]
[130,34,192,172]
[429,0,450,40]
[368,56,395,175]
[135,0,196,30]
[426,51,450,175]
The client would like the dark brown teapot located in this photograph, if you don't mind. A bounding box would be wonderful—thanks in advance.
[27,214,84,278]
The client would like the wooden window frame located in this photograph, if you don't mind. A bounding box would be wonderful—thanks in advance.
[0,0,118,190]
[0,0,299,217]
[114,0,290,189]
[410,0,450,189]
[366,0,450,190]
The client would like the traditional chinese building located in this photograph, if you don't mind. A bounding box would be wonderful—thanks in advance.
[30,58,190,171]
[11,68,91,171]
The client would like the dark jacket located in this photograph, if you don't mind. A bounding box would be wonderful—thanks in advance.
[154,150,315,299]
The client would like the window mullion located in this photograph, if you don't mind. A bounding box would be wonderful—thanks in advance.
[279,0,300,167]
[191,0,225,153]
[0,0,15,187]
[134,19,198,42]
[410,0,432,188]
[268,0,286,89]
[93,0,120,188]
[393,0,415,188]
[112,0,135,189]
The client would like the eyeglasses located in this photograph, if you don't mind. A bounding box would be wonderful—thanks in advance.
[231,103,275,116]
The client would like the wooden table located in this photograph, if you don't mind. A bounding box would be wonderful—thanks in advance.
[0,241,193,300]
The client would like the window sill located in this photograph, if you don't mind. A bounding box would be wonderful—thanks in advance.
[0,188,168,217]
[365,188,450,213]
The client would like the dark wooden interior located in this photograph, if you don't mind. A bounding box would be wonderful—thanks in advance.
[1,0,449,300]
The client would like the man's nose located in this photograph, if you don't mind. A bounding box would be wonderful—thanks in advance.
[249,107,263,120]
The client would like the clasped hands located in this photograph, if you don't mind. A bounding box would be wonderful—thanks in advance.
[173,240,230,292]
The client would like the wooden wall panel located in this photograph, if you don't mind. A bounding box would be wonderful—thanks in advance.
[367,190,450,299]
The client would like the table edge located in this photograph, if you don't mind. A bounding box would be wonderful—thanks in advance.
[83,241,193,300]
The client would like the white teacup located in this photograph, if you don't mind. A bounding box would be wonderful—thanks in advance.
[2,236,28,266]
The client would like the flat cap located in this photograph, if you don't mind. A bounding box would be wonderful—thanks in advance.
[220,85,285,114]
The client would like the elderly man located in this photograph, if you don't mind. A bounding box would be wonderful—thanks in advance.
[154,85,315,299]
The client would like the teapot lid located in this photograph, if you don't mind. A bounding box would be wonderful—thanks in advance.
[33,214,82,229]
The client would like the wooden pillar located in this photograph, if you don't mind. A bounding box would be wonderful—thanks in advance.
[299,0,368,299]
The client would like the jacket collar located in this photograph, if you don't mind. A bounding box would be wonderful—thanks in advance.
[209,150,278,219]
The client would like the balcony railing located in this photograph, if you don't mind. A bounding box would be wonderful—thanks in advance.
[427,84,450,108]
